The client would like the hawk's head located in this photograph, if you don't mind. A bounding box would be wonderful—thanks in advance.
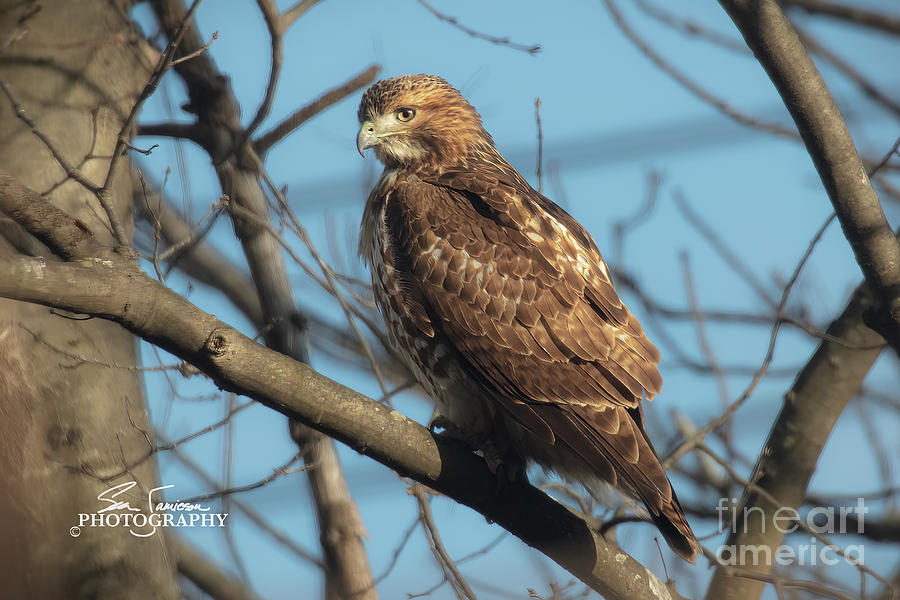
[356,74,493,170]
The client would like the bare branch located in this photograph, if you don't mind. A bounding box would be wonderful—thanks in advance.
[254,64,380,155]
[673,191,778,310]
[701,170,893,600]
[242,0,286,146]
[161,433,324,568]
[416,0,541,55]
[796,27,900,119]
[98,0,204,245]
[0,77,101,193]
[283,0,323,29]
[412,485,478,600]
[665,212,834,467]
[603,0,800,140]
[170,31,218,66]
[177,452,306,504]
[138,122,207,146]
[149,2,377,595]
[173,536,262,600]
[780,0,900,36]
[634,0,749,54]
[719,0,900,357]
[869,136,900,179]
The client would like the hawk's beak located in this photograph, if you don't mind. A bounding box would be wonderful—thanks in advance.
[357,121,378,157]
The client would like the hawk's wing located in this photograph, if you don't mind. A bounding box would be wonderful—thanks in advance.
[385,161,672,492]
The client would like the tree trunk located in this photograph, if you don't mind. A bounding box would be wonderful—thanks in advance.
[0,2,179,598]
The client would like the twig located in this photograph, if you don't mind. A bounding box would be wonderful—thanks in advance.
[0,77,101,193]
[604,0,800,140]
[254,64,380,155]
[681,252,733,452]
[374,516,420,583]
[412,485,478,600]
[780,0,900,36]
[673,190,778,309]
[98,0,205,245]
[665,212,835,466]
[170,31,218,66]
[699,442,891,588]
[612,169,661,264]
[869,136,900,178]
[177,451,307,504]
[258,171,392,395]
[237,0,322,152]
[174,536,261,600]
[416,0,541,54]
[633,0,749,54]
[282,0,322,29]
[158,433,324,569]
[718,566,861,600]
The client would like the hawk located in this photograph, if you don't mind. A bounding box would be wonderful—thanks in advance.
[357,74,699,562]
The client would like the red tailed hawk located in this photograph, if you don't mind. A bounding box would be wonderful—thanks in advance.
[357,74,699,562]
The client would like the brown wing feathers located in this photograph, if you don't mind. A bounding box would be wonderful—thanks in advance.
[384,169,699,560]
[360,74,698,560]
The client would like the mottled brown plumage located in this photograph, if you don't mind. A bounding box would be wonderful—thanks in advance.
[357,74,699,561]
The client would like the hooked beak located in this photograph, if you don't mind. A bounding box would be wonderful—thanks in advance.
[357,121,378,157]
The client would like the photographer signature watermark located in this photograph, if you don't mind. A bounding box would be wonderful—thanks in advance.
[70,481,228,538]
[714,496,866,566]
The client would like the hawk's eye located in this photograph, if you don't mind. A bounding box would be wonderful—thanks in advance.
[395,107,416,122]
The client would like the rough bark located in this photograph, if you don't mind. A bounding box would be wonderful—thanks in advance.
[0,2,178,598]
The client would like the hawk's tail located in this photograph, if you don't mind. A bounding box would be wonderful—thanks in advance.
[648,488,700,563]
[551,403,701,562]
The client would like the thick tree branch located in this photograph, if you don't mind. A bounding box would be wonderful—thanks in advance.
[131,171,413,386]
[703,271,887,600]
[719,0,900,357]
[0,172,676,600]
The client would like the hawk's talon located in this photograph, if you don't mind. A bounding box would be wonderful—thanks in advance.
[428,414,454,435]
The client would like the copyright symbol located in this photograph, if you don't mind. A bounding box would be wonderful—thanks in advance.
[70,526,81,537]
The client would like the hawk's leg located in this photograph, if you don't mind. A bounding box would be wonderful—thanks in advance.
[428,414,483,452]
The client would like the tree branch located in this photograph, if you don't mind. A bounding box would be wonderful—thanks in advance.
[148,1,377,595]
[719,0,900,358]
[703,273,889,600]
[416,0,541,54]
[174,536,261,600]
[0,171,677,600]
[780,0,900,36]
[253,64,380,156]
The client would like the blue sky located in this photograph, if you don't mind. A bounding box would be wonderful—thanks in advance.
[132,1,900,598]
